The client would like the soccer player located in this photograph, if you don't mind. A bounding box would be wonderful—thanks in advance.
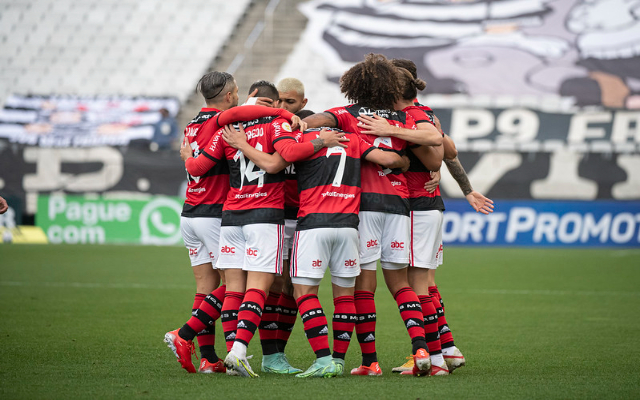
[358,58,494,374]
[276,78,310,115]
[278,126,408,378]
[164,76,306,374]
[304,53,441,376]
[181,81,347,377]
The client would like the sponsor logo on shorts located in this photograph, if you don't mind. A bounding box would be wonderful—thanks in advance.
[221,245,235,254]
[344,259,357,267]
[189,248,198,255]
[436,244,443,259]
[246,248,258,257]
[391,241,404,249]
[209,252,215,260]
[312,260,322,268]
[366,239,378,248]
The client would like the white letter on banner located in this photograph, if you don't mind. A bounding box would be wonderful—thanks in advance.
[440,152,522,198]
[460,213,485,242]
[611,111,640,143]
[531,149,597,199]
[449,109,494,142]
[567,112,611,143]
[485,213,507,243]
[610,213,635,244]
[581,213,611,243]
[442,212,462,243]
[533,212,558,243]
[49,196,66,220]
[48,225,62,244]
[496,108,539,143]
[558,212,582,243]
[506,207,536,243]
[612,155,640,199]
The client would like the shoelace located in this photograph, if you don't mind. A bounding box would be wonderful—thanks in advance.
[188,341,198,360]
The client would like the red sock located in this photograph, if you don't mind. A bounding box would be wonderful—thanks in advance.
[430,286,454,348]
[419,294,441,355]
[297,294,330,358]
[354,290,377,366]
[190,293,216,360]
[332,295,356,360]
[235,289,267,347]
[275,293,297,353]
[184,285,226,334]
[221,291,244,352]
[394,286,427,354]
[259,291,281,355]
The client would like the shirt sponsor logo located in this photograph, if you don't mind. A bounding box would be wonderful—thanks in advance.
[234,191,267,199]
[188,187,206,193]
[321,191,355,199]
[185,127,198,137]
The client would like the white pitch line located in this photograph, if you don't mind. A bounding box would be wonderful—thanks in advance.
[1,281,639,297]
[0,281,193,290]
[445,288,640,297]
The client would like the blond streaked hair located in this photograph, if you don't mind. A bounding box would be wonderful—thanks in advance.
[276,78,305,97]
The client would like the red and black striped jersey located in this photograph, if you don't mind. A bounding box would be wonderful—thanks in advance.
[403,106,445,212]
[325,104,415,216]
[181,107,230,218]
[204,116,294,226]
[285,128,376,230]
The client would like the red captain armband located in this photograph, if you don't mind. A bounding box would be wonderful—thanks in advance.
[214,106,294,128]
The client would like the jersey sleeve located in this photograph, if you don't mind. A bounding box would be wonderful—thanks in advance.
[358,135,376,159]
[185,128,224,176]
[324,107,343,128]
[405,106,435,126]
[214,106,294,130]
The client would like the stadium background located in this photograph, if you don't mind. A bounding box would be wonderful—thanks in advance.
[1,0,639,398]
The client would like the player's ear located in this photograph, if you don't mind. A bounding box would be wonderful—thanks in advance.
[301,98,308,108]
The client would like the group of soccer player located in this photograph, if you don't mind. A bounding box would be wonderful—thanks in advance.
[163,53,494,378]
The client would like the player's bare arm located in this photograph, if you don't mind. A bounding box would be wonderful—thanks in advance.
[364,148,407,169]
[411,144,443,172]
[302,112,337,129]
[357,114,442,146]
[223,124,289,174]
[443,134,458,160]
[444,157,494,214]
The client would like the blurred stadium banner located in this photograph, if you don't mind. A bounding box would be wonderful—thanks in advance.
[35,195,184,245]
[444,200,640,247]
[0,95,179,147]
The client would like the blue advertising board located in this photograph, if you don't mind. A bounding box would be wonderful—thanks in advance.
[443,200,640,247]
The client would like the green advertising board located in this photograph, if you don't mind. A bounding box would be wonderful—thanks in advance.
[36,195,184,245]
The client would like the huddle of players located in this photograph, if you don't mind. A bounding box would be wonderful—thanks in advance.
[164,54,494,378]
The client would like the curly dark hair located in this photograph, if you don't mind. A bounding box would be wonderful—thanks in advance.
[397,67,426,101]
[339,53,400,110]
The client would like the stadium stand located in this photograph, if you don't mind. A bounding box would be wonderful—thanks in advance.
[0,0,252,106]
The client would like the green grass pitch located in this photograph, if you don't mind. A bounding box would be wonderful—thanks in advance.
[1,244,639,399]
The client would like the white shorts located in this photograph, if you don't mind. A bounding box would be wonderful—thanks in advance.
[359,211,410,265]
[180,216,221,267]
[410,210,443,269]
[290,228,360,279]
[217,224,284,274]
[282,219,297,260]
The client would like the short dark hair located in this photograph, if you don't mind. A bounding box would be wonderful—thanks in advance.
[339,53,400,110]
[196,71,235,101]
[248,80,279,102]
[295,109,314,119]
[397,67,426,101]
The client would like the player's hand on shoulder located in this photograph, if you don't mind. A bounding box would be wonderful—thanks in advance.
[319,128,349,148]
[357,113,392,136]
[291,115,307,132]
[222,123,247,149]
[246,89,273,107]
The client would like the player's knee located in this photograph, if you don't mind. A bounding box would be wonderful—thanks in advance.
[331,275,355,288]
